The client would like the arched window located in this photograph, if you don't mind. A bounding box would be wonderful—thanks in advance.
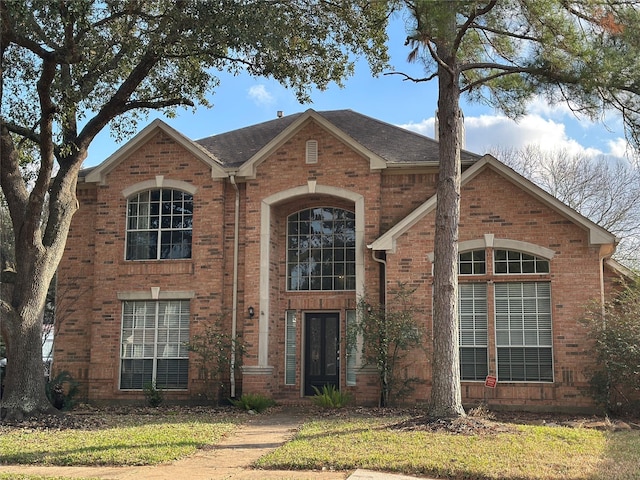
[126,189,193,260]
[287,207,356,291]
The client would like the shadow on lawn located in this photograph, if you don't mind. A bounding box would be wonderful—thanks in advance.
[592,430,640,480]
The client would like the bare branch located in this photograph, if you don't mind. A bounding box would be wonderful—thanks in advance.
[383,70,437,83]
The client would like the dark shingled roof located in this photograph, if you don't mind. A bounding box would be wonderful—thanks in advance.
[195,109,480,168]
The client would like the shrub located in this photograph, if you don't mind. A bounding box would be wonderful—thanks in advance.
[46,370,79,411]
[311,384,351,408]
[230,393,275,413]
[143,382,164,407]
[187,315,246,405]
[347,283,427,407]
[582,278,640,415]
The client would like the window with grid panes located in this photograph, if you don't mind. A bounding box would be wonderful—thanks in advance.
[287,207,356,291]
[120,300,190,389]
[457,248,552,383]
[284,311,297,385]
[126,189,193,260]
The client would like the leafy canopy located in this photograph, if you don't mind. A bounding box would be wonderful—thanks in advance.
[400,0,640,146]
[1,0,390,154]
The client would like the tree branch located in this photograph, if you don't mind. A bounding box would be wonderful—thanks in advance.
[384,70,437,83]
[453,0,497,52]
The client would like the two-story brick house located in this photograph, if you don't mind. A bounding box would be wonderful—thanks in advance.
[54,109,626,411]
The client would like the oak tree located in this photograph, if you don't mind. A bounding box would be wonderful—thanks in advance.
[0,0,390,419]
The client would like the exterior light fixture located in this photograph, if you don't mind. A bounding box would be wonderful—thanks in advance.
[248,306,255,319]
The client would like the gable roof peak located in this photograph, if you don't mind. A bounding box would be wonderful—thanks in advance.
[85,119,226,184]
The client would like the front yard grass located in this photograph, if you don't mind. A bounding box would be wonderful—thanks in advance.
[1,407,639,479]
[257,416,640,480]
[0,409,238,467]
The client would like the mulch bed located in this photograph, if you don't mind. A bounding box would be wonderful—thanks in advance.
[1,404,639,435]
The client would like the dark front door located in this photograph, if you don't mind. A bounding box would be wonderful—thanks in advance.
[304,313,339,396]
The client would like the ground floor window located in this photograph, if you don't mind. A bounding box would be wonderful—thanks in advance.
[495,282,553,381]
[120,300,190,389]
[458,281,552,382]
[458,283,488,381]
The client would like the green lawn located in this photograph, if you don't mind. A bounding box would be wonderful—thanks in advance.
[0,411,237,467]
[257,416,640,480]
[1,408,639,480]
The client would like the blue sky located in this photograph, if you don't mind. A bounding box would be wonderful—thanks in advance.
[85,14,630,168]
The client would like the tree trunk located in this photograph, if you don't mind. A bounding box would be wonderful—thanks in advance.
[1,299,56,420]
[428,13,465,418]
[1,130,82,419]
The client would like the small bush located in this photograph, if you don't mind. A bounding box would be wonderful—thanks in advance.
[143,382,164,407]
[311,384,351,408]
[230,393,275,413]
[46,370,79,411]
[582,279,640,415]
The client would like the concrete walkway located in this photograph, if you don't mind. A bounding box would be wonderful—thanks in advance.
[0,410,426,480]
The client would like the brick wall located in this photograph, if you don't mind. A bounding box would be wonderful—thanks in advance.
[55,121,615,411]
[385,167,605,410]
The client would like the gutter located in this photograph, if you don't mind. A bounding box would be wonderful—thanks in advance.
[229,175,240,398]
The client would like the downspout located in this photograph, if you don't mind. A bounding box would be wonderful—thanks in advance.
[371,249,387,307]
[230,175,240,398]
[599,243,617,319]
[371,249,387,406]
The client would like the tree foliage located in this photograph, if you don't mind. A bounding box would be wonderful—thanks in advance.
[0,0,390,419]
[396,0,640,417]
[582,279,640,415]
[187,316,246,404]
[348,284,426,407]
[497,145,640,270]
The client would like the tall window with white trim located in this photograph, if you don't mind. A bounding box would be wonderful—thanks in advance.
[458,283,488,381]
[495,282,553,381]
[457,246,553,383]
[126,189,193,260]
[120,300,190,389]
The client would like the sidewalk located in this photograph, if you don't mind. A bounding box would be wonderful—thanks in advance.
[0,409,425,480]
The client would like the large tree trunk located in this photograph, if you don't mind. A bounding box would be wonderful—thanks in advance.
[0,127,82,420]
[428,10,465,418]
[1,297,56,420]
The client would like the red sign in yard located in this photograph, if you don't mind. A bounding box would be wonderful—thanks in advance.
[485,375,497,388]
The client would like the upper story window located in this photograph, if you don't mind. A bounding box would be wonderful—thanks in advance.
[126,189,193,261]
[459,250,486,275]
[287,207,356,291]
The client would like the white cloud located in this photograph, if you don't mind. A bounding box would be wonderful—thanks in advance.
[608,137,632,159]
[247,84,275,106]
[399,113,628,160]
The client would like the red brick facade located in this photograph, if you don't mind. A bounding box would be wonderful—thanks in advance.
[54,111,623,412]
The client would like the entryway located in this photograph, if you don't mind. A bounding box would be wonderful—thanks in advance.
[304,313,339,396]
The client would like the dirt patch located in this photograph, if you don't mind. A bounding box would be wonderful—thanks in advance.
[2,404,639,435]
